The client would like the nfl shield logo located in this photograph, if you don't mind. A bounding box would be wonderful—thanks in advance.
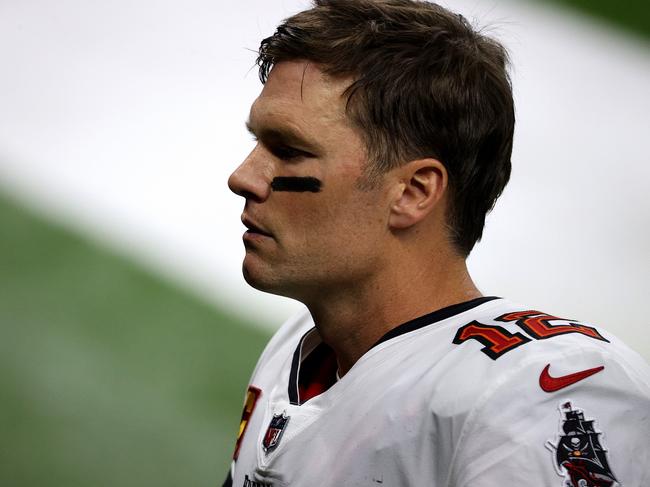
[262,412,290,453]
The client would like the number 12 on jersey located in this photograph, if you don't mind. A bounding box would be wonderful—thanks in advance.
[453,310,608,360]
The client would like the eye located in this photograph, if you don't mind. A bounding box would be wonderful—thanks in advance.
[270,145,307,160]
[248,133,314,161]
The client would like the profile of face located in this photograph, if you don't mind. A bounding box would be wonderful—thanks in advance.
[228,61,394,302]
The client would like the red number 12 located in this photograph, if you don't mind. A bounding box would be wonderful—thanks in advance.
[453,311,608,360]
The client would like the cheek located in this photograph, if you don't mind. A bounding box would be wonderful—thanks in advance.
[303,194,386,250]
[289,203,333,244]
[274,177,388,247]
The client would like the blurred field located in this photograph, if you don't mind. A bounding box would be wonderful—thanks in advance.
[543,0,650,38]
[0,192,270,486]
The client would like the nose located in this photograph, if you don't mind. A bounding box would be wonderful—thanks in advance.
[228,146,272,202]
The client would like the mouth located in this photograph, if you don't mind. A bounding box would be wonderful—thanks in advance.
[242,216,273,238]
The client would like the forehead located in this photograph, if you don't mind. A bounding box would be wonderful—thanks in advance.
[248,61,352,135]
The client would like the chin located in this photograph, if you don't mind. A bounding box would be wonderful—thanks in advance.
[242,262,311,301]
[242,266,268,291]
[242,262,283,295]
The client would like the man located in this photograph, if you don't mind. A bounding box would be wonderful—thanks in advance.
[225,1,650,486]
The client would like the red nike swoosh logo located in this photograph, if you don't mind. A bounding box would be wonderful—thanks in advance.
[539,364,604,393]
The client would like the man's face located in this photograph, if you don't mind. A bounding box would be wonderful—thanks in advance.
[228,61,393,301]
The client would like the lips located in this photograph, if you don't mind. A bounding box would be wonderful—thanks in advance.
[242,216,273,238]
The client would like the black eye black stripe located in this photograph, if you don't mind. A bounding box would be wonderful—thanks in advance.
[271,176,322,193]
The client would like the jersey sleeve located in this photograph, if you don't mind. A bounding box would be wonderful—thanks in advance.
[448,346,650,487]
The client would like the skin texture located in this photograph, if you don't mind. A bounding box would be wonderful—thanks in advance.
[229,61,480,374]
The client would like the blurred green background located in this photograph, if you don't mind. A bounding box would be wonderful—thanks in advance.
[0,1,647,486]
[0,193,270,485]
[547,0,649,38]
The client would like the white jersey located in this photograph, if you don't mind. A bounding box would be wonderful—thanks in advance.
[225,297,650,487]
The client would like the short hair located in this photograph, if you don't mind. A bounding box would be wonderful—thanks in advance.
[257,0,514,256]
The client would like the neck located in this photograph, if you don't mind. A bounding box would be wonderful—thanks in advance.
[304,251,480,376]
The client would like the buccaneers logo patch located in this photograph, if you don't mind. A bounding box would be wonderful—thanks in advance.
[262,411,290,453]
[546,401,619,487]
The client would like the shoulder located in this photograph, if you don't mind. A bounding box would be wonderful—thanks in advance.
[366,297,649,410]
[436,297,649,395]
[434,298,650,486]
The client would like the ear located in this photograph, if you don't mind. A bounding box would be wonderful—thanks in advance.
[388,158,448,230]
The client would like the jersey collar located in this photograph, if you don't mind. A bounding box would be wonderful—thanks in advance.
[288,295,500,405]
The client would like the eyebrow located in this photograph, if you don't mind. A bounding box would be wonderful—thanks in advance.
[245,120,322,153]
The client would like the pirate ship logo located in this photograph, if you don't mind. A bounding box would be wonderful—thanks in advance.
[262,411,290,453]
[546,401,619,487]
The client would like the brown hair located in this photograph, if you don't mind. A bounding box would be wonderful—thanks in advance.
[257,0,514,256]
